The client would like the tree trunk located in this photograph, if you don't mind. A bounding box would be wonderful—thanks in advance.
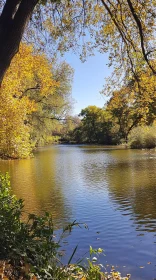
[0,0,39,85]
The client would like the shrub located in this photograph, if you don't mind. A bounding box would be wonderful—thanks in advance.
[128,125,156,149]
[0,173,62,278]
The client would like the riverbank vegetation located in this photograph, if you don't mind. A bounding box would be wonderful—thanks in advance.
[0,43,74,159]
[0,173,131,280]
[66,105,156,147]
[128,125,156,149]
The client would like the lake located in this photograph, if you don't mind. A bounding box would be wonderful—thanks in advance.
[0,145,156,279]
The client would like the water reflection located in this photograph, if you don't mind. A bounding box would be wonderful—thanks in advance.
[0,146,72,227]
[0,145,156,279]
[80,148,156,233]
[104,150,156,232]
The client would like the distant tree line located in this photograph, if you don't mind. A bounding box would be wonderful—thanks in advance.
[66,72,156,146]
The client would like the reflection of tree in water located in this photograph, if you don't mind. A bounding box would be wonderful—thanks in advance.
[80,148,156,233]
[106,158,156,233]
[0,147,72,229]
[79,149,116,189]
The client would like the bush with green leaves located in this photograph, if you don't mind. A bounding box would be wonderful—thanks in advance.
[0,172,63,277]
[128,125,156,149]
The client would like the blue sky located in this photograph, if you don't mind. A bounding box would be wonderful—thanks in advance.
[64,51,112,115]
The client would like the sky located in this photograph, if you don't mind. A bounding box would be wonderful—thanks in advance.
[63,51,113,115]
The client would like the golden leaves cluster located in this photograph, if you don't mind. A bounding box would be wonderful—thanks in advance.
[0,43,59,158]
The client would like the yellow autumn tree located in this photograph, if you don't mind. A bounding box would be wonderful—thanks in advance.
[106,64,156,142]
[0,44,58,159]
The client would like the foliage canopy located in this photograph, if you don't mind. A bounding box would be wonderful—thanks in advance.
[0,0,155,84]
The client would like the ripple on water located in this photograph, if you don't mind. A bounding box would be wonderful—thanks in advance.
[0,145,156,280]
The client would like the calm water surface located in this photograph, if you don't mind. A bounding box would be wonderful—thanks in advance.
[0,145,156,279]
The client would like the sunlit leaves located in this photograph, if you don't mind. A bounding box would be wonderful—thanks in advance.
[0,44,58,158]
[0,0,155,88]
[106,67,156,142]
[29,61,74,146]
[29,0,156,78]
